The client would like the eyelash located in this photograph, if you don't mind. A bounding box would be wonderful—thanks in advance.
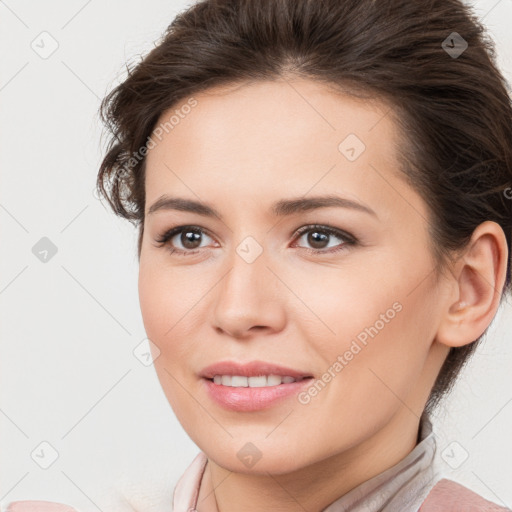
[154,224,357,257]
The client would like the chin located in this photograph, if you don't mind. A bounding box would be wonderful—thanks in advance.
[200,439,312,475]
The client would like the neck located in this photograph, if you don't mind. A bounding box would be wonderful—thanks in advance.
[195,407,421,512]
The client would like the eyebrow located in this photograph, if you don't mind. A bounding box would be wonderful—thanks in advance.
[147,194,377,219]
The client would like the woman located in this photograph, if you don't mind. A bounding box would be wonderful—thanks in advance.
[8,0,512,510]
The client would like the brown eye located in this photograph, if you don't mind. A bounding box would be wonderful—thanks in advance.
[155,225,215,255]
[304,230,330,249]
[178,228,203,249]
[293,225,356,255]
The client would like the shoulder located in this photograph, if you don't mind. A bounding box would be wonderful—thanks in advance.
[419,478,511,511]
[3,501,79,512]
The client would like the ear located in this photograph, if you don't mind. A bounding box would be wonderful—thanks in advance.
[436,221,509,348]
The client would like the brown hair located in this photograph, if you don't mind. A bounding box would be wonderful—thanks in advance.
[96,0,512,416]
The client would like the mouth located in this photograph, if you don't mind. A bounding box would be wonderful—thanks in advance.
[198,360,315,411]
[202,375,315,412]
[204,375,314,387]
[199,359,314,381]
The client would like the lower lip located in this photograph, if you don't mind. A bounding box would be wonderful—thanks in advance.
[202,377,314,412]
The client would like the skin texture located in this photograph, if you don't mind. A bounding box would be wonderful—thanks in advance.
[138,77,508,512]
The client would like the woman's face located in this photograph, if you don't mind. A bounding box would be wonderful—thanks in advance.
[139,78,450,474]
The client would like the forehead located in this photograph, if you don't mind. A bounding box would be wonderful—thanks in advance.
[144,78,416,219]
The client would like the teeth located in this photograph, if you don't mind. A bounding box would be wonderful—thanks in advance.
[212,374,301,387]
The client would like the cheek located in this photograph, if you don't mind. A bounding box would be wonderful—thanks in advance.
[302,257,435,391]
[138,257,208,365]
[138,261,166,338]
[138,251,189,332]
[138,259,201,417]
[293,261,397,345]
[137,258,189,367]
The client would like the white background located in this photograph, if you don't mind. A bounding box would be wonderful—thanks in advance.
[1,0,511,510]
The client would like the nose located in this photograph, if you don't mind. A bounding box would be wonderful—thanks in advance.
[212,246,286,339]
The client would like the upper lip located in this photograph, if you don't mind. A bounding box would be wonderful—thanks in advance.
[199,360,314,380]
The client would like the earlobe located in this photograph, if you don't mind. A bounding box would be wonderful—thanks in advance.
[436,221,508,349]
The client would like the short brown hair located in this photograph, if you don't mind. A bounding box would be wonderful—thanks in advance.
[97,0,512,416]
